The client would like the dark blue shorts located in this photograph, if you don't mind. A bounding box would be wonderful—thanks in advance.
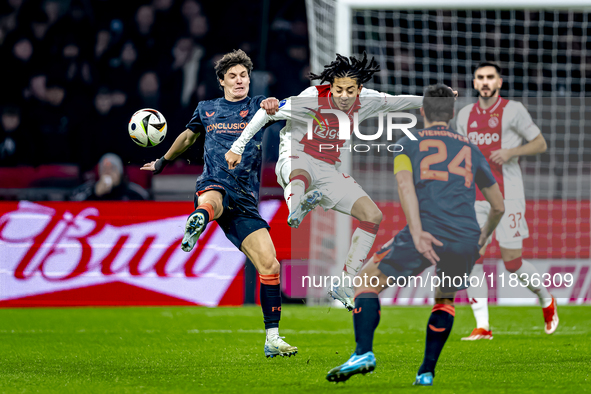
[195,179,270,249]
[375,226,481,292]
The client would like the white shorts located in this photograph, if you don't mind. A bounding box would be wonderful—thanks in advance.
[475,199,529,249]
[275,149,368,215]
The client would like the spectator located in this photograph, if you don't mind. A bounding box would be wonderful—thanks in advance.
[196,53,224,101]
[135,71,161,110]
[0,106,24,165]
[35,74,72,164]
[152,0,181,45]
[0,0,23,44]
[130,4,158,64]
[71,153,149,201]
[29,8,50,44]
[0,0,311,172]
[74,87,115,172]
[62,38,94,91]
[181,0,202,22]
[4,34,36,101]
[43,1,93,65]
[107,40,141,94]
[43,0,61,26]
[161,36,204,120]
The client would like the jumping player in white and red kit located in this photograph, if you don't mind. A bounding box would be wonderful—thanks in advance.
[455,62,559,339]
[225,53,423,310]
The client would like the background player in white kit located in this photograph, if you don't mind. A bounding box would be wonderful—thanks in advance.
[455,62,559,340]
[225,53,423,310]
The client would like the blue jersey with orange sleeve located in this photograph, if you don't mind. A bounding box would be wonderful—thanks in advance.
[186,96,266,200]
[394,125,497,243]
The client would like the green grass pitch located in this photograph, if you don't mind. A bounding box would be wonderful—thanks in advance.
[1,305,590,393]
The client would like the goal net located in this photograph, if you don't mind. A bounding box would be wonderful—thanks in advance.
[304,0,591,304]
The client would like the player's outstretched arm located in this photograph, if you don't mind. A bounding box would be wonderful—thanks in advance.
[361,88,422,111]
[396,170,443,265]
[362,88,457,112]
[225,108,271,169]
[141,129,200,174]
[479,183,505,246]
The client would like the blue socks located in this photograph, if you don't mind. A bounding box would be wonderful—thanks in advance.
[418,304,455,376]
[260,274,281,329]
[353,292,381,355]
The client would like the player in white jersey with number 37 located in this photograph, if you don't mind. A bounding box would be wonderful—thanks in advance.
[226,53,423,310]
[456,61,559,340]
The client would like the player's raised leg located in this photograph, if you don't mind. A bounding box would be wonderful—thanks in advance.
[241,228,297,358]
[328,195,382,311]
[326,255,386,382]
[182,190,224,252]
[500,247,558,334]
[285,169,322,229]
[414,288,457,386]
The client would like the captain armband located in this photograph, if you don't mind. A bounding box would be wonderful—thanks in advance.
[394,154,413,175]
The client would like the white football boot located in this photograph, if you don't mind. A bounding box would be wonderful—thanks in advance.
[264,335,298,358]
[287,190,323,228]
[327,278,355,311]
[181,211,206,252]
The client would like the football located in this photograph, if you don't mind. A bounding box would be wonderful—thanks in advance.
[128,108,167,147]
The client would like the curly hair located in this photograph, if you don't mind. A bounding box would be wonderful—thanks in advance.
[309,52,380,86]
[214,49,254,90]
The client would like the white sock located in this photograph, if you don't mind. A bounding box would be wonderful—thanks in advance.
[515,259,553,308]
[284,180,305,212]
[343,227,377,285]
[266,327,279,339]
[466,264,489,330]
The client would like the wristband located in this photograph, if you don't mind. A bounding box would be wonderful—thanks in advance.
[153,156,170,174]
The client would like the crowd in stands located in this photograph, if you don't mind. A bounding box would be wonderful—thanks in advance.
[0,0,310,177]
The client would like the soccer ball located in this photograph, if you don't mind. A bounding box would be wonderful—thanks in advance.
[128,108,167,147]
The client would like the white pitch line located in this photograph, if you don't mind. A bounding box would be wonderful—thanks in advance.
[0,328,586,336]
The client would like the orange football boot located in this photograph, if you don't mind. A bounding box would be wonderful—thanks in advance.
[461,327,493,341]
[542,296,559,334]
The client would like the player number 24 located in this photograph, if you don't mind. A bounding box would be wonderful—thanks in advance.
[419,139,473,188]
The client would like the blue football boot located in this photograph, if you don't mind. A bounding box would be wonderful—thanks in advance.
[413,372,434,386]
[326,351,376,382]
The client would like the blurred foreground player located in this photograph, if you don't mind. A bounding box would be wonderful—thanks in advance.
[456,62,558,340]
[226,53,423,310]
[326,85,505,385]
[141,50,297,358]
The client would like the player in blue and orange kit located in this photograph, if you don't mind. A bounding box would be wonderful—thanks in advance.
[326,84,505,384]
[141,50,297,358]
